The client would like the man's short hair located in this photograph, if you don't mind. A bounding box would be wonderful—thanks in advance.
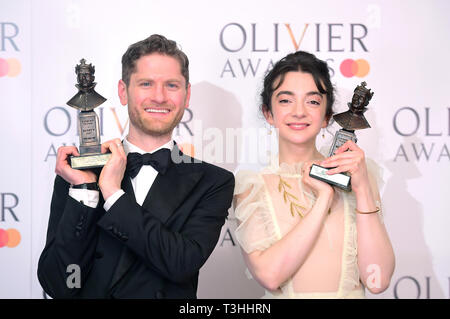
[121,34,189,87]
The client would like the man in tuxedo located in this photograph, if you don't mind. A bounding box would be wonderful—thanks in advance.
[38,34,235,298]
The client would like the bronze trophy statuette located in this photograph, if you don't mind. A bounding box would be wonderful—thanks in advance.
[309,81,374,191]
[67,58,111,169]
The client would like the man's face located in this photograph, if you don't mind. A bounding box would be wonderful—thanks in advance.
[352,93,366,109]
[118,53,190,138]
[78,69,93,87]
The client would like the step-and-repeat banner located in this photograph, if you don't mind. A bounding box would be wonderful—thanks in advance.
[1,0,449,299]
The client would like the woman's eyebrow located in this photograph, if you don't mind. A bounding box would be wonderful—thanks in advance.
[275,90,295,98]
[306,91,323,97]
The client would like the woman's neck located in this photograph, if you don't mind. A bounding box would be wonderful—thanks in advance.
[278,140,324,165]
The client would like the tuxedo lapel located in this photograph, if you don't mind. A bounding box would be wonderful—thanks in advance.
[109,172,137,292]
[121,172,135,200]
[141,145,203,224]
[109,146,203,291]
[109,244,136,293]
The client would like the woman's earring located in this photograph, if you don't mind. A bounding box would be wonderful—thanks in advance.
[267,125,272,135]
[322,129,325,139]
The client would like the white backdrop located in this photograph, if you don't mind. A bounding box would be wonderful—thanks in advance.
[0,0,449,299]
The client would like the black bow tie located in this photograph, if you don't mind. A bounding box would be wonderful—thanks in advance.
[126,148,171,178]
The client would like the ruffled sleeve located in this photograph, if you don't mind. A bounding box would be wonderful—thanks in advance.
[233,170,280,254]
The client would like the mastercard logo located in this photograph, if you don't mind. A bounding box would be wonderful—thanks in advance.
[178,143,195,158]
[340,58,370,78]
[0,228,21,248]
[0,58,21,77]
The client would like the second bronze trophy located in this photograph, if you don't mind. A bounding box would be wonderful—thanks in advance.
[309,81,374,191]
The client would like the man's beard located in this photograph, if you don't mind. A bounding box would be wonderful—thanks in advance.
[129,106,185,138]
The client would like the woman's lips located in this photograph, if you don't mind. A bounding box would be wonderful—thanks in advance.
[287,123,309,130]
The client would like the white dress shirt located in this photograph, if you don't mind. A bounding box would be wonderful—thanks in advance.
[69,138,174,211]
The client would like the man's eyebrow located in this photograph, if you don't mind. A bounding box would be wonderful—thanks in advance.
[166,79,183,83]
[135,77,153,82]
[135,77,182,82]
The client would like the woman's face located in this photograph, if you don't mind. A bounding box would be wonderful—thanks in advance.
[264,71,328,147]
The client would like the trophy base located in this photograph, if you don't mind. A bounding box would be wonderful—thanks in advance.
[70,153,112,170]
[328,129,357,157]
[309,164,352,192]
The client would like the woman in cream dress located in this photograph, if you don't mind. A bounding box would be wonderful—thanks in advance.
[233,51,395,298]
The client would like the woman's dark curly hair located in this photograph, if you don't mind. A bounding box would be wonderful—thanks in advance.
[261,51,334,124]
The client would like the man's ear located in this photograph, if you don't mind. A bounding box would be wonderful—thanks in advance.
[184,83,191,109]
[118,79,128,106]
[262,105,274,126]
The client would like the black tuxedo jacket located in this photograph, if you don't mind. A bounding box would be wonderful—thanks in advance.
[38,146,234,299]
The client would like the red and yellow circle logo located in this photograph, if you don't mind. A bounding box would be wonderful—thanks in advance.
[0,228,21,248]
[0,58,21,78]
[340,58,370,78]
[178,143,195,157]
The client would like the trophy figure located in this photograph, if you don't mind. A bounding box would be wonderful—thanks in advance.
[67,58,111,169]
[309,81,374,191]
